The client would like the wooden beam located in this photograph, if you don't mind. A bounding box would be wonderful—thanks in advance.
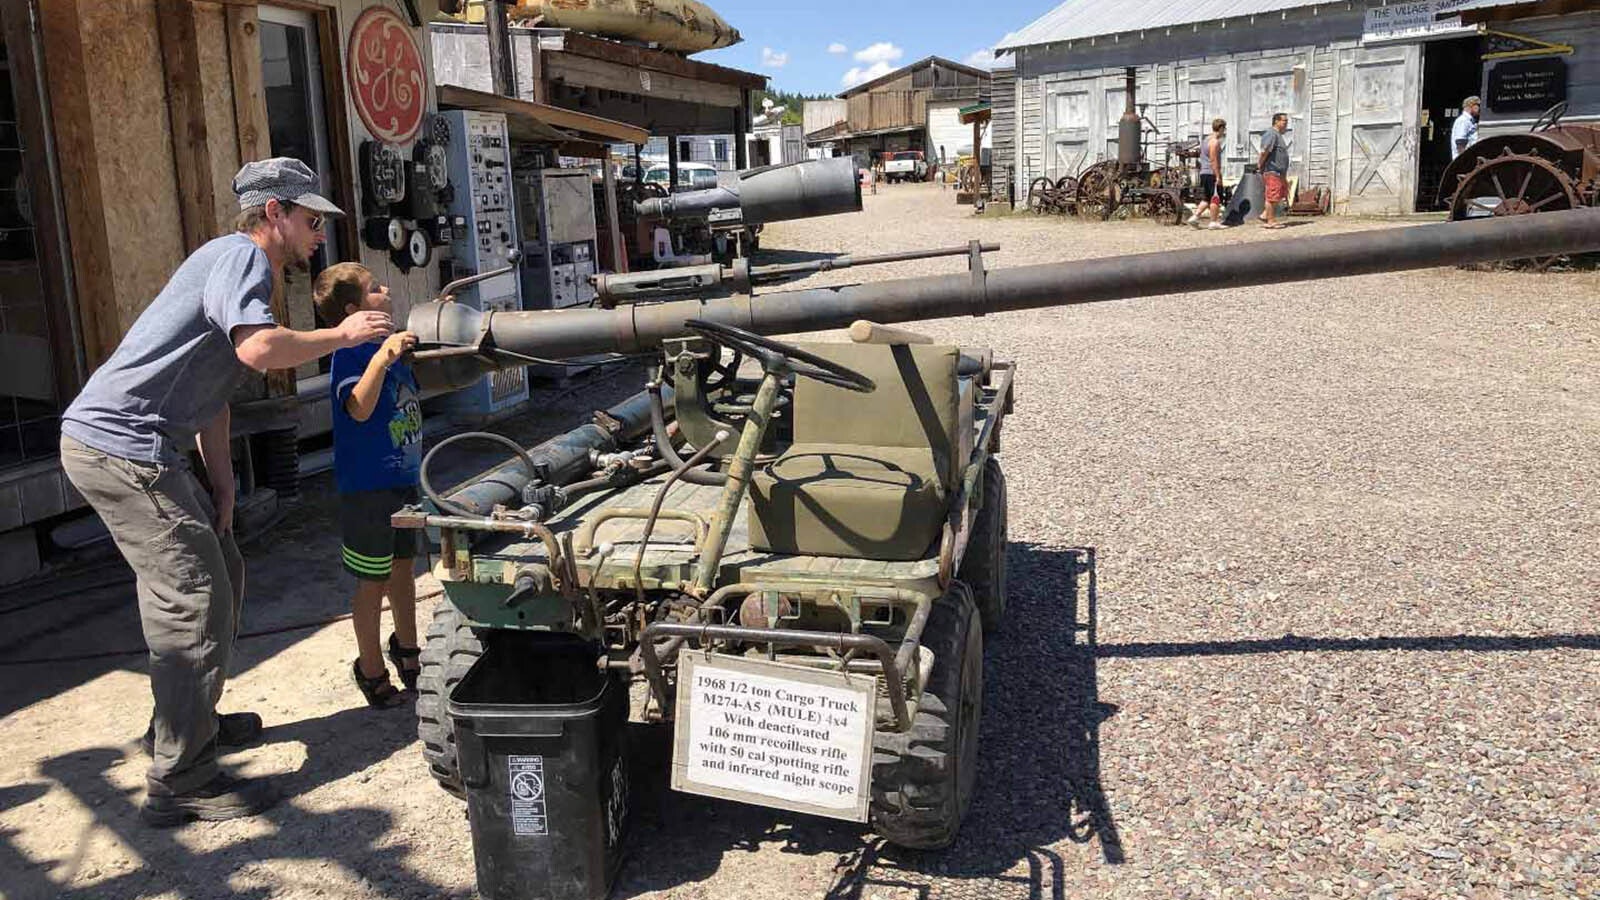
[156,0,218,256]
[545,53,742,108]
[438,84,649,144]
[225,5,269,163]
[557,30,766,90]
[600,148,626,275]
[313,5,360,265]
[37,0,119,369]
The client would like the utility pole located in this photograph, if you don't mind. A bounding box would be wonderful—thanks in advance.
[485,0,516,97]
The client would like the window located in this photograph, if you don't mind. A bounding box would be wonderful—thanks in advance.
[712,139,728,163]
[0,13,61,468]
[679,139,692,161]
[259,7,340,269]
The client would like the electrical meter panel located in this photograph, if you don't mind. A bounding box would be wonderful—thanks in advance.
[514,167,598,310]
[439,109,526,414]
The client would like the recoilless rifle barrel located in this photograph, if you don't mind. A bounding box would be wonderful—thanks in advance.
[408,208,1600,392]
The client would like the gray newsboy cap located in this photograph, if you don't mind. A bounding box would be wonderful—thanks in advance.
[232,157,344,215]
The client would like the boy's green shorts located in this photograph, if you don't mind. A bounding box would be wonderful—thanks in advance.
[339,487,420,581]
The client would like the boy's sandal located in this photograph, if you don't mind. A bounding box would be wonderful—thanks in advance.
[352,659,403,708]
[387,634,422,692]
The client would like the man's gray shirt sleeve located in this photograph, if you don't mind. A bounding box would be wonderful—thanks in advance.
[204,242,276,337]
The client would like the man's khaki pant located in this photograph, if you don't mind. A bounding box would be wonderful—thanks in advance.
[60,435,244,794]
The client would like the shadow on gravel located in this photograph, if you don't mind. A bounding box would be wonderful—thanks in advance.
[4,732,465,900]
[610,542,1121,900]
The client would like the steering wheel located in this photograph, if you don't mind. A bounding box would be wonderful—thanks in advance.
[683,320,876,394]
[1530,101,1566,133]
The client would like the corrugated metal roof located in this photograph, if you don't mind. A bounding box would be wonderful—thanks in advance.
[996,0,1343,49]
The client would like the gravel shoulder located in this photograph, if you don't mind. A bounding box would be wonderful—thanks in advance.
[2,184,1596,900]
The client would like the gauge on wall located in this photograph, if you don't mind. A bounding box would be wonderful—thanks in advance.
[360,141,406,206]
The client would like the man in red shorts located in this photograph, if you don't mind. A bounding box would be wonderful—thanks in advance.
[1257,112,1290,229]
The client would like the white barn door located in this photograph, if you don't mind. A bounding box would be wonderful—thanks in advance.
[1335,45,1421,214]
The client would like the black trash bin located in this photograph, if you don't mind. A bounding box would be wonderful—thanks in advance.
[448,632,630,900]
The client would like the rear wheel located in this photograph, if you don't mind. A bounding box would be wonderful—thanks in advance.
[958,458,1008,634]
[415,602,484,799]
[870,582,983,849]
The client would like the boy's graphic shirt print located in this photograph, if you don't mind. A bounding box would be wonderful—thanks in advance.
[330,342,423,493]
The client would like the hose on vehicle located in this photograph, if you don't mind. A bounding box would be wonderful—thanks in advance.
[419,431,541,518]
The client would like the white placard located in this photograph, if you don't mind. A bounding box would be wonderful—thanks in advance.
[672,653,878,822]
[1362,0,1474,42]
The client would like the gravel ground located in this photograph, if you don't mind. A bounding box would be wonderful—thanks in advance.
[3,183,1598,900]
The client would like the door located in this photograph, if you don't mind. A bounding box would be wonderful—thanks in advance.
[1183,62,1235,177]
[1241,55,1307,174]
[259,5,342,375]
[1335,45,1421,215]
[1043,78,1093,180]
[1417,37,1482,210]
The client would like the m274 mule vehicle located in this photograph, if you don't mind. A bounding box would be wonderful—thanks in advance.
[394,208,1600,900]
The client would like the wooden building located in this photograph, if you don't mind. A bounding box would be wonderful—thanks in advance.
[994,0,1600,216]
[0,0,640,583]
[804,56,992,171]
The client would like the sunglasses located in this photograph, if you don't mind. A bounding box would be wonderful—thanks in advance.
[305,213,325,232]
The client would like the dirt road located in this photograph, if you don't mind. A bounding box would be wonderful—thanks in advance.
[3,184,1597,899]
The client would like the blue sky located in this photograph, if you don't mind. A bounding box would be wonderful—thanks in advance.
[692,0,1051,95]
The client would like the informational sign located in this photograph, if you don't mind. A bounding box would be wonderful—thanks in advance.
[1488,58,1568,113]
[347,7,427,145]
[672,653,878,822]
[507,755,548,836]
[1362,0,1475,42]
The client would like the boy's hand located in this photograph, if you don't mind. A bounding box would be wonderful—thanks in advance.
[378,331,418,368]
[338,310,394,347]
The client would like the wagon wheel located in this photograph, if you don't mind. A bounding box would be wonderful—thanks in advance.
[1053,175,1079,213]
[1144,189,1185,226]
[1150,166,1186,191]
[1448,150,1580,269]
[1075,161,1117,220]
[1529,101,1567,133]
[1027,177,1056,214]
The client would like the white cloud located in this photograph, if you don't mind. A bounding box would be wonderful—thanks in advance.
[963,48,995,70]
[841,60,895,88]
[761,47,789,68]
[827,42,848,54]
[852,42,903,65]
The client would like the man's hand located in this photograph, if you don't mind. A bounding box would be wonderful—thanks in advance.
[377,330,418,368]
[337,310,394,347]
[212,484,236,536]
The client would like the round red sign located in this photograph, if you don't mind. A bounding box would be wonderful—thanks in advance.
[346,7,427,145]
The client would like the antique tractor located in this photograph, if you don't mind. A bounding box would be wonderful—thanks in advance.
[1437,102,1600,265]
[396,208,1600,900]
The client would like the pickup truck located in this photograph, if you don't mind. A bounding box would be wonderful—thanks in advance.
[882,150,928,183]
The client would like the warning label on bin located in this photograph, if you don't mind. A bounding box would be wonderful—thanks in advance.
[508,755,548,836]
[671,653,877,822]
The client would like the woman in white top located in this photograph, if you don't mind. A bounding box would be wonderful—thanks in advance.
[1189,118,1227,229]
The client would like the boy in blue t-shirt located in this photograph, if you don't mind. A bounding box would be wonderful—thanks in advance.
[315,263,423,708]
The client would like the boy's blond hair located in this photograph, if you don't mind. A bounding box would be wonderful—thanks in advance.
[313,262,373,327]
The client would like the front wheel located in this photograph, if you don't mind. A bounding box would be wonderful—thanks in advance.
[415,603,484,798]
[870,582,983,849]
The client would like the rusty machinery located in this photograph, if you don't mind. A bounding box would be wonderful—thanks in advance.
[1437,102,1600,266]
[1070,68,1199,224]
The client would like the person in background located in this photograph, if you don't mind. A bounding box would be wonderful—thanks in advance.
[59,158,391,826]
[1188,118,1228,229]
[1257,112,1291,230]
[1452,96,1481,159]
[314,263,424,709]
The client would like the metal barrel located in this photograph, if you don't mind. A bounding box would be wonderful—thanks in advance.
[410,208,1600,383]
[634,157,861,225]
[439,388,666,517]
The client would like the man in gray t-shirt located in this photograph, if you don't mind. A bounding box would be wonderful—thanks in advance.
[1256,112,1291,228]
[59,158,392,826]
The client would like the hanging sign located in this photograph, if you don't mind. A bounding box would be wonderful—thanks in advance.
[347,7,427,145]
[1487,58,1567,113]
[1361,0,1474,42]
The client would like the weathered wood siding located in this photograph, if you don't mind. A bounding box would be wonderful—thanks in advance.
[991,66,1016,201]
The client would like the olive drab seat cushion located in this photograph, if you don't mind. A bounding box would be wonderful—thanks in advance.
[748,343,963,561]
